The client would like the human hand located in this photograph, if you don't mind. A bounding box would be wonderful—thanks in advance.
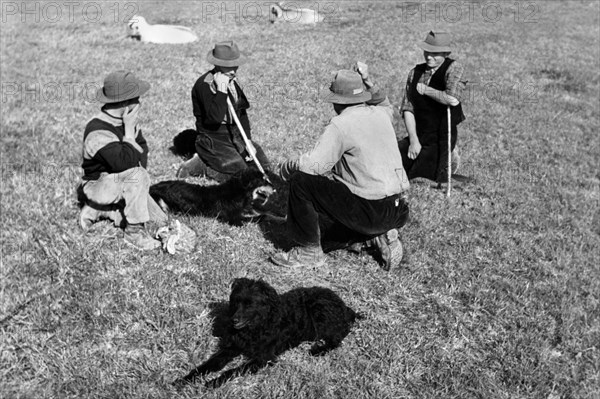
[408,141,422,160]
[416,83,427,95]
[278,158,299,182]
[123,103,140,137]
[353,61,369,81]
[213,72,231,93]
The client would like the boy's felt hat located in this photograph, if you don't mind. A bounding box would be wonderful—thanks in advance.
[419,31,452,53]
[206,41,246,67]
[96,70,150,103]
[321,70,372,105]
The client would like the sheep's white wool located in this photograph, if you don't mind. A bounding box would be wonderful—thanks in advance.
[269,3,324,24]
[126,15,198,44]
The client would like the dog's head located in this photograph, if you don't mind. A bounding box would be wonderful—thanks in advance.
[235,169,275,207]
[229,278,281,330]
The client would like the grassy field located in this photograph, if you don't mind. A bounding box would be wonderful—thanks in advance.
[1,0,599,398]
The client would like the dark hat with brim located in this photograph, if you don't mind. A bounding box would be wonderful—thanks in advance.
[321,69,372,105]
[96,70,150,103]
[419,30,452,53]
[206,41,246,67]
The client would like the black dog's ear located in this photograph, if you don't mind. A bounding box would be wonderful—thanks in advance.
[237,169,264,188]
[231,278,252,292]
[255,280,280,304]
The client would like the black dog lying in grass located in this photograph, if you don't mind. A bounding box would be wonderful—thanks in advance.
[150,169,276,226]
[173,278,361,389]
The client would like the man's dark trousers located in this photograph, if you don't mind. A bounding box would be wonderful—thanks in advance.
[287,172,409,253]
[195,125,270,175]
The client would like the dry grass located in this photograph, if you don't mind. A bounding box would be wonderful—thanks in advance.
[1,1,599,398]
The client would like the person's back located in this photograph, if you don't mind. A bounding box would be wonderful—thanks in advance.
[327,104,407,199]
[272,66,409,270]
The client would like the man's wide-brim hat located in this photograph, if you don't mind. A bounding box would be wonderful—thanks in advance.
[96,70,150,103]
[321,69,372,105]
[206,40,246,67]
[419,30,452,53]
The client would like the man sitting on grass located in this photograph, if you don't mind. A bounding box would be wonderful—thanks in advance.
[270,63,410,271]
[397,30,466,183]
[79,70,167,250]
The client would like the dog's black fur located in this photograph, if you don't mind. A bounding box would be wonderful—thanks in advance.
[170,129,198,159]
[173,278,360,388]
[149,169,274,226]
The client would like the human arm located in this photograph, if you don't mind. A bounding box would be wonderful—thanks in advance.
[81,105,147,172]
[192,72,232,125]
[416,61,465,106]
[122,103,149,167]
[353,61,393,120]
[416,83,459,106]
[134,128,149,168]
[403,111,421,160]
[122,103,144,153]
[278,123,345,181]
[399,68,421,154]
[86,129,146,173]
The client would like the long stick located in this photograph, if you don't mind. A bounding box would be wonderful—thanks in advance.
[446,106,451,197]
[226,96,268,177]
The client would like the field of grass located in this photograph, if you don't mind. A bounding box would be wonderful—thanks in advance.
[1,1,599,398]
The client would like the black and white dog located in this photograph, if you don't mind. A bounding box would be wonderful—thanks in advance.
[150,169,277,226]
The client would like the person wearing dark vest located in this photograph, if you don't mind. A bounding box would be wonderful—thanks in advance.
[176,41,270,179]
[79,70,167,250]
[398,31,466,183]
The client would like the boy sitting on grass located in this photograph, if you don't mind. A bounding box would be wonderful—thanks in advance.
[79,70,167,250]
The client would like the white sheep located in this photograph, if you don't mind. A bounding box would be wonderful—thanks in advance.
[126,15,198,44]
[269,2,324,24]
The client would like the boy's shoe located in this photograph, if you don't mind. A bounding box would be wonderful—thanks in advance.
[79,204,99,230]
[176,154,208,178]
[80,203,124,230]
[270,245,326,268]
[124,224,161,250]
[368,229,403,271]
